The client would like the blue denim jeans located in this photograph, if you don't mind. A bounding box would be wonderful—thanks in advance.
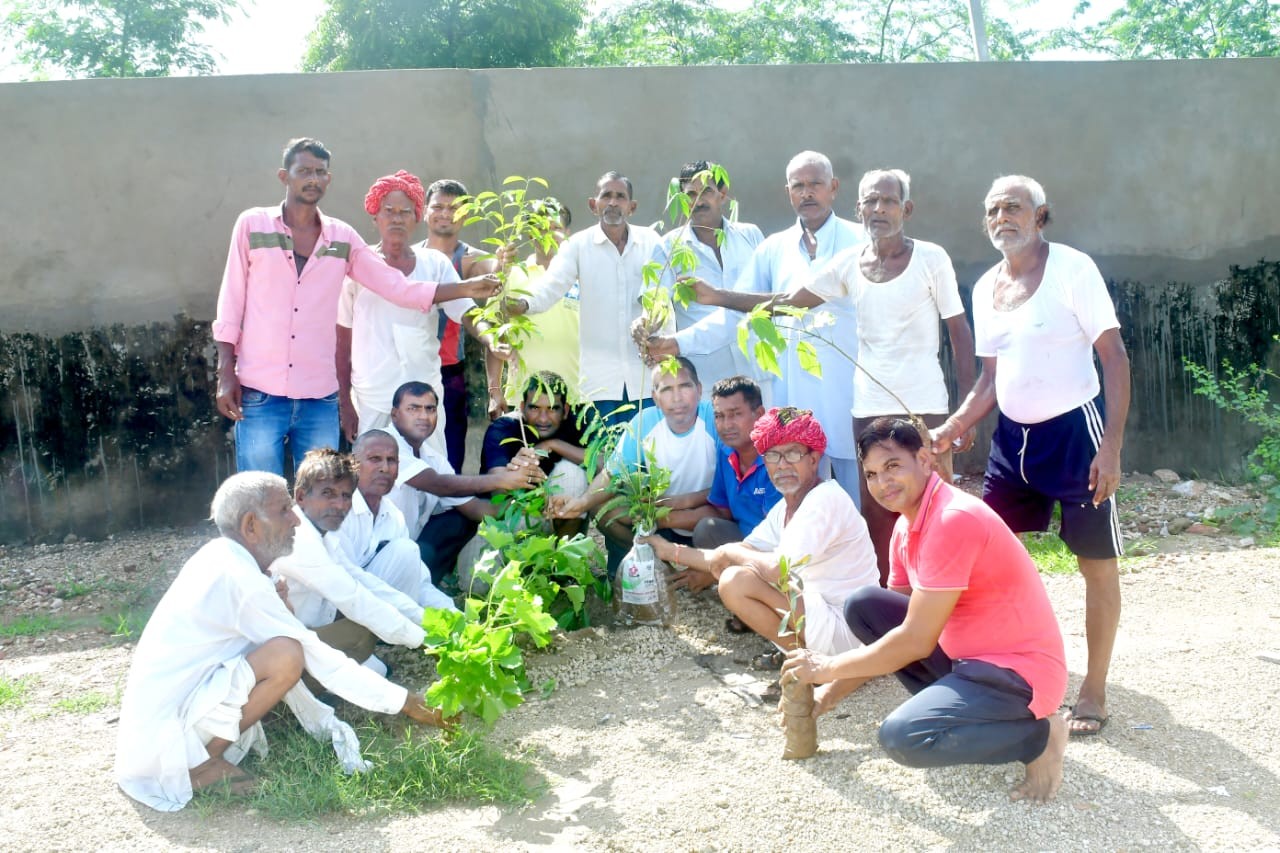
[844,585,1051,767]
[235,387,340,476]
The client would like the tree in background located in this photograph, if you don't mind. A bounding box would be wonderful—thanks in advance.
[572,0,1032,66]
[2,0,236,78]
[1049,0,1280,58]
[302,0,586,71]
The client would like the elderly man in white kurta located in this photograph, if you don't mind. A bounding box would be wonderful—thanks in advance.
[642,152,864,503]
[334,430,455,610]
[114,471,448,812]
[508,171,664,423]
[787,168,976,584]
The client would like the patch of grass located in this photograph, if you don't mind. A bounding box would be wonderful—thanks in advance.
[0,675,33,709]
[206,718,543,819]
[54,578,93,600]
[1020,532,1079,575]
[102,610,151,640]
[52,691,113,714]
[0,614,69,638]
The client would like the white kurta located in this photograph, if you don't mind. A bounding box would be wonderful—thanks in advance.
[386,424,470,539]
[524,222,664,402]
[115,538,407,811]
[744,480,879,654]
[272,506,432,647]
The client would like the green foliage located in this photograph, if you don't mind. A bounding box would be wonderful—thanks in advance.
[599,443,674,535]
[474,489,608,631]
[421,563,557,725]
[2,0,236,79]
[456,177,565,382]
[303,0,587,71]
[1049,0,1280,59]
[1021,532,1079,575]
[773,555,807,642]
[0,675,33,709]
[0,614,68,638]
[221,719,540,819]
[55,577,92,600]
[52,691,113,714]
[1184,348,1280,537]
[573,0,1032,66]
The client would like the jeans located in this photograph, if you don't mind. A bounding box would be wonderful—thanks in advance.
[235,388,340,476]
[844,585,1050,767]
[440,364,469,474]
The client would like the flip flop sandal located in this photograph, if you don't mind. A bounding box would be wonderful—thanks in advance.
[1067,707,1110,737]
[725,616,752,634]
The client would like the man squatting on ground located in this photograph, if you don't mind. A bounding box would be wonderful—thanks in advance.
[271,449,451,686]
[930,175,1130,737]
[783,417,1069,802]
[213,138,499,476]
[549,357,718,576]
[644,407,879,695]
[115,472,450,812]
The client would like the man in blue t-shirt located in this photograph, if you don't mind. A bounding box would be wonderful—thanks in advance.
[675,376,782,592]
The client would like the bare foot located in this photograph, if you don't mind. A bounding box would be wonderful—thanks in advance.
[189,756,256,795]
[1011,712,1067,803]
[1066,696,1108,736]
[812,677,869,718]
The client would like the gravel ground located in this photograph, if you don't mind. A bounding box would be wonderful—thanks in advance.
[1,474,1277,851]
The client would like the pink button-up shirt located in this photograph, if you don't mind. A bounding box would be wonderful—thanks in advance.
[213,204,439,399]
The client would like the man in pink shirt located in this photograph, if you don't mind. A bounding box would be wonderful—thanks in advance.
[782,417,1068,803]
[213,138,500,475]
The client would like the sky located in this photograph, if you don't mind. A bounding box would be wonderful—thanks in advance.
[0,0,1121,81]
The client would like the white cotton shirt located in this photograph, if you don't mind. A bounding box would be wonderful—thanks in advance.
[808,239,965,417]
[523,222,664,401]
[335,488,411,568]
[271,506,426,647]
[652,218,765,395]
[611,401,718,535]
[338,246,465,419]
[115,538,407,812]
[973,242,1120,425]
[386,424,471,538]
[744,480,879,654]
[675,215,865,459]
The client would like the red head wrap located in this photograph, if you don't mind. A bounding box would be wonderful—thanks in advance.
[363,170,426,221]
[750,407,827,457]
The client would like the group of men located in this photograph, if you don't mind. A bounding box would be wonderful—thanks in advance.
[115,136,1130,809]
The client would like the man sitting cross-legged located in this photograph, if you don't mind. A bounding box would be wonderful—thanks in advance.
[782,417,1068,802]
[384,382,536,585]
[481,370,590,535]
[115,471,449,812]
[335,429,458,607]
[643,408,878,683]
[548,357,717,577]
[271,449,455,685]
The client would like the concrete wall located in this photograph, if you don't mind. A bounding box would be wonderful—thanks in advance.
[1,60,1278,540]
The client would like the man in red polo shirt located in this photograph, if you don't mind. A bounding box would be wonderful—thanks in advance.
[782,416,1068,802]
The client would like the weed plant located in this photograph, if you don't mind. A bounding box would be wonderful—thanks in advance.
[212,717,542,820]
[0,675,32,709]
[52,691,112,714]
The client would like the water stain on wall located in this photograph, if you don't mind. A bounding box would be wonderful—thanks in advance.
[1,262,1277,542]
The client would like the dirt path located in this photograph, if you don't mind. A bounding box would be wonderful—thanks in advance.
[2,535,1278,851]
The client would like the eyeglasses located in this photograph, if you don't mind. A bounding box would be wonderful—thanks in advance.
[763,447,810,465]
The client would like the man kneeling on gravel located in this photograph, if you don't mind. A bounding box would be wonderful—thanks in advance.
[114,471,450,812]
[781,417,1068,802]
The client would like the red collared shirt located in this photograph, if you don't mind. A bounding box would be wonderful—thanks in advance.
[213,204,439,399]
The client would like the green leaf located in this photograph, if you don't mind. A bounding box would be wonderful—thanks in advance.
[796,340,822,377]
[753,340,782,377]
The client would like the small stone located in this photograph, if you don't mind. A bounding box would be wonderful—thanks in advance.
[63,533,79,544]
[1186,523,1218,535]
[1168,517,1193,534]
[1172,480,1206,497]
[1240,537,1255,548]
[1152,468,1180,484]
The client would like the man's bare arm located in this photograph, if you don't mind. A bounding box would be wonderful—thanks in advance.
[335,325,358,443]
[1090,328,1130,506]
[944,313,977,402]
[214,341,242,421]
